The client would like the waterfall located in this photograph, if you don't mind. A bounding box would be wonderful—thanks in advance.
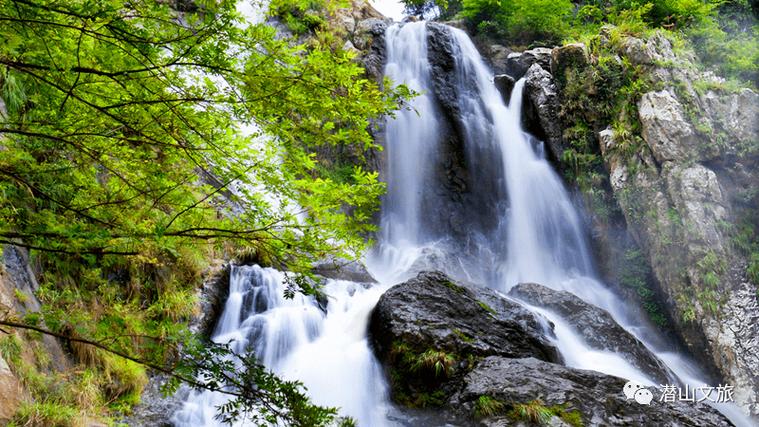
[174,20,751,427]
[172,265,394,426]
[372,22,751,426]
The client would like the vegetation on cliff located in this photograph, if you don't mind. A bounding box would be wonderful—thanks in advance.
[405,0,757,87]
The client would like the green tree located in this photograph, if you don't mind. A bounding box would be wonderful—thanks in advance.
[0,0,407,423]
[462,0,573,43]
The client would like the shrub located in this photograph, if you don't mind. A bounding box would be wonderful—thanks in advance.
[509,399,554,425]
[474,395,505,418]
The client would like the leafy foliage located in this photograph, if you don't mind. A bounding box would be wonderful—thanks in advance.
[0,0,407,422]
[270,0,333,34]
[166,339,354,426]
[619,249,668,326]
[387,341,463,408]
[462,0,573,45]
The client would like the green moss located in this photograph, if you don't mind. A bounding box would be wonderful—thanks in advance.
[452,328,475,343]
[13,288,29,304]
[550,404,585,427]
[315,161,357,185]
[618,249,668,327]
[477,300,496,315]
[677,293,697,322]
[410,390,448,408]
[442,279,466,294]
[694,250,727,315]
[268,0,329,35]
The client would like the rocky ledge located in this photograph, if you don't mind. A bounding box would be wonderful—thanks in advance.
[369,271,733,426]
[508,282,673,384]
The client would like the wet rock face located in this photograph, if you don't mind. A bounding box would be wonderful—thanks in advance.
[370,271,561,365]
[483,44,513,74]
[189,262,230,336]
[426,23,463,120]
[369,271,560,409]
[121,374,185,427]
[522,63,564,164]
[452,357,733,427]
[508,283,672,384]
[355,18,390,83]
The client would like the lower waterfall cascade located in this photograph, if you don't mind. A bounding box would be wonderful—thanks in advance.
[173,21,753,427]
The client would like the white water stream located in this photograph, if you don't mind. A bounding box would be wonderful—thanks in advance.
[173,19,752,427]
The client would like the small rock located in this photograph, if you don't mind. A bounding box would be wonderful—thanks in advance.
[598,126,616,155]
[504,47,552,79]
[494,74,516,105]
[311,257,377,283]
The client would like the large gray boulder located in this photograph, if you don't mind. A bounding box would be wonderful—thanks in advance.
[370,271,561,365]
[509,283,672,384]
[369,271,560,408]
[638,90,701,163]
[452,356,733,426]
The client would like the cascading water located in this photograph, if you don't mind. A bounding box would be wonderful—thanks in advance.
[175,19,751,427]
[172,265,395,426]
[372,21,751,426]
